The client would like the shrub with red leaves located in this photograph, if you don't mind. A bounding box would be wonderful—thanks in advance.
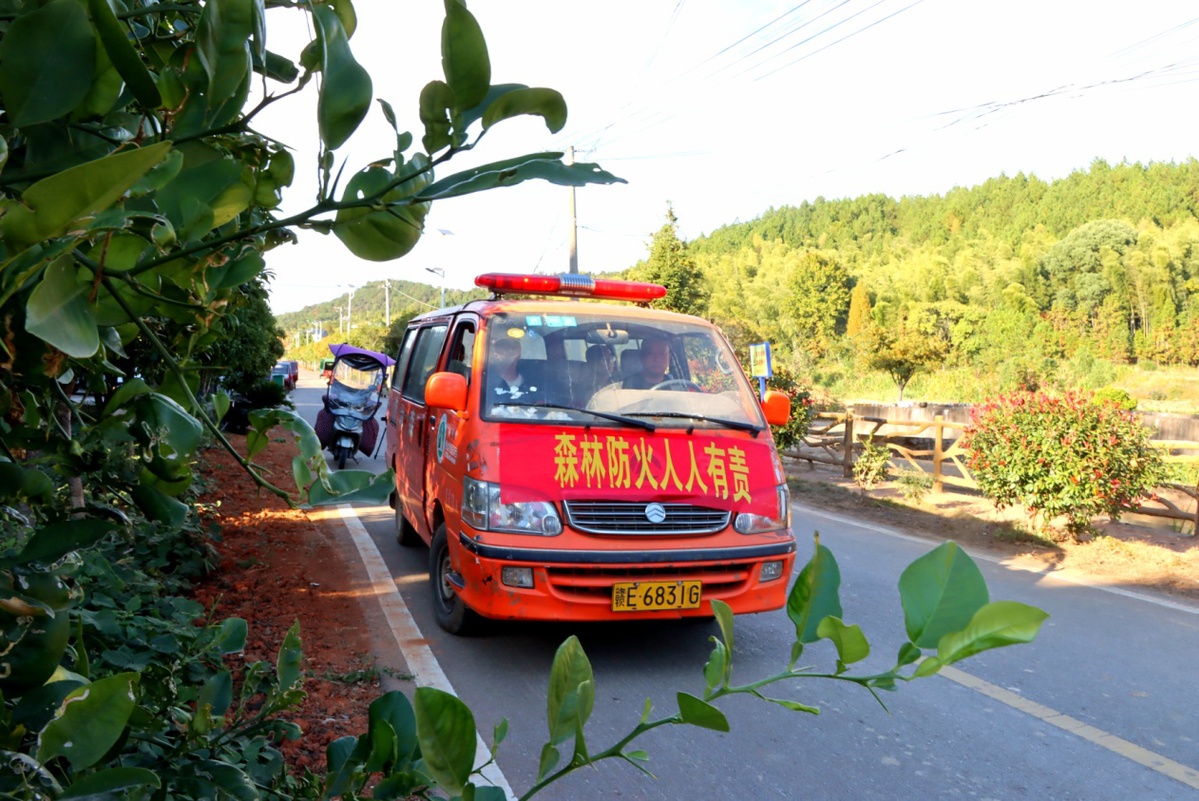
[960,391,1165,539]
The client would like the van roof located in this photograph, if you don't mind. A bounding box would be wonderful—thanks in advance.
[408,297,700,327]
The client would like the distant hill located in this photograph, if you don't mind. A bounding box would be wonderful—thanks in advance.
[274,279,487,339]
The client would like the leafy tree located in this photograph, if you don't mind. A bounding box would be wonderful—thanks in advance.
[845,281,872,338]
[632,204,710,317]
[1041,219,1137,313]
[196,281,286,395]
[786,249,850,357]
[858,323,948,401]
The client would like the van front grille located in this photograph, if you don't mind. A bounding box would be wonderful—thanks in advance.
[563,500,729,535]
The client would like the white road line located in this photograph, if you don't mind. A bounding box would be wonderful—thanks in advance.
[794,502,1199,790]
[792,503,1199,616]
[336,505,516,800]
[939,666,1199,791]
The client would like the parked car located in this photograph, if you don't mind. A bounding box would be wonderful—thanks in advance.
[270,363,294,391]
[283,359,299,385]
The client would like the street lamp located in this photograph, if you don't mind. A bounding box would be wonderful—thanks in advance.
[425,267,445,309]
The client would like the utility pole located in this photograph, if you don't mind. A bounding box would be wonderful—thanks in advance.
[567,145,578,274]
[425,267,446,308]
[384,279,390,326]
[335,306,344,334]
[342,284,357,333]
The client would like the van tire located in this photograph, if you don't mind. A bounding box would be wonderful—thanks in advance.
[395,503,421,547]
[430,524,477,635]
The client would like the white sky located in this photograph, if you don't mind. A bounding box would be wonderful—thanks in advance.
[258,0,1199,315]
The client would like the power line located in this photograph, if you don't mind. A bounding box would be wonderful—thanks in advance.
[751,0,925,82]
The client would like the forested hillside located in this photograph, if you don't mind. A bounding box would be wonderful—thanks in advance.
[276,280,487,349]
[280,159,1199,408]
[665,159,1199,405]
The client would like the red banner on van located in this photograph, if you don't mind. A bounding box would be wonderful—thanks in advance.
[498,426,781,516]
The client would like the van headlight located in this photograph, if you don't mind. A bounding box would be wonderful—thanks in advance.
[734,484,791,534]
[462,476,562,536]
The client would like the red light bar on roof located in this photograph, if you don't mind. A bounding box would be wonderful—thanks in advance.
[475,273,667,302]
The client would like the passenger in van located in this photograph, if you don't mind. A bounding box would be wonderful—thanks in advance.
[621,335,672,389]
[585,344,617,391]
[487,336,540,403]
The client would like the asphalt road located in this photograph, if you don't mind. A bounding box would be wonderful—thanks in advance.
[292,376,1199,800]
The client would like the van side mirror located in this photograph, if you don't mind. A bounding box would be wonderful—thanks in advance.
[760,389,791,427]
[426,371,468,415]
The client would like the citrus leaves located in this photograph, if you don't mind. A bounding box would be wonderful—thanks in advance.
[787,534,842,646]
[780,539,1048,684]
[482,87,568,134]
[89,0,161,109]
[26,260,102,358]
[442,0,490,110]
[898,541,989,648]
[332,162,431,261]
[0,0,96,127]
[2,141,172,252]
[313,5,372,150]
[196,0,256,103]
[38,673,140,769]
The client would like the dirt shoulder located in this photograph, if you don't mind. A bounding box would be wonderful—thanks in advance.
[785,458,1199,603]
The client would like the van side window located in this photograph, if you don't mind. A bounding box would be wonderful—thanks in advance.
[391,329,418,391]
[446,322,476,385]
[402,324,448,404]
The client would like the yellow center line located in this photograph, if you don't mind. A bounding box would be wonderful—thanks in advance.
[940,665,1199,791]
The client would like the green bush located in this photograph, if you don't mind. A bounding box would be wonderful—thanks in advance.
[961,391,1166,539]
[894,468,934,504]
[242,378,294,411]
[1092,386,1137,410]
[852,435,892,489]
[766,367,818,450]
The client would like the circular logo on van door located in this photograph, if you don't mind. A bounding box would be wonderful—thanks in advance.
[435,414,448,463]
[644,502,667,524]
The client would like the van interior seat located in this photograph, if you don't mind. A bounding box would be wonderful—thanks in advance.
[562,360,593,404]
[619,349,641,382]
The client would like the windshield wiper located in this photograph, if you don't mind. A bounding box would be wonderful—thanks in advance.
[496,402,656,431]
[625,411,763,435]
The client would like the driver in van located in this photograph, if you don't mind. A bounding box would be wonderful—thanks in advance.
[487,335,539,402]
[622,334,671,389]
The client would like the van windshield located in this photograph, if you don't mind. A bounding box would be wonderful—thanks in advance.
[481,311,765,429]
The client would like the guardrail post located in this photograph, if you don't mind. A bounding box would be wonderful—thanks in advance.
[933,415,944,493]
[842,411,854,478]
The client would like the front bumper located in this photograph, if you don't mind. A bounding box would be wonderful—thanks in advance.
[452,531,796,622]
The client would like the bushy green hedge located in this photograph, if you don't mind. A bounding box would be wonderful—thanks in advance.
[961,391,1165,539]
[766,367,818,451]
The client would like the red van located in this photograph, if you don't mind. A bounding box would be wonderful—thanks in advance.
[385,273,794,633]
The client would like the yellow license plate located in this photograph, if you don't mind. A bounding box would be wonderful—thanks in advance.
[612,580,702,612]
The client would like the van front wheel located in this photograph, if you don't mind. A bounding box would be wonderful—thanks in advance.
[430,524,477,635]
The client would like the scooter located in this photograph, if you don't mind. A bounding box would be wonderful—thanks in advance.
[314,343,393,469]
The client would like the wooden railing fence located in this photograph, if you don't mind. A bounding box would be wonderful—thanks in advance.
[784,411,1199,534]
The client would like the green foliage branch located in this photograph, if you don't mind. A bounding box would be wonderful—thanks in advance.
[0,0,624,796]
[961,391,1166,539]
